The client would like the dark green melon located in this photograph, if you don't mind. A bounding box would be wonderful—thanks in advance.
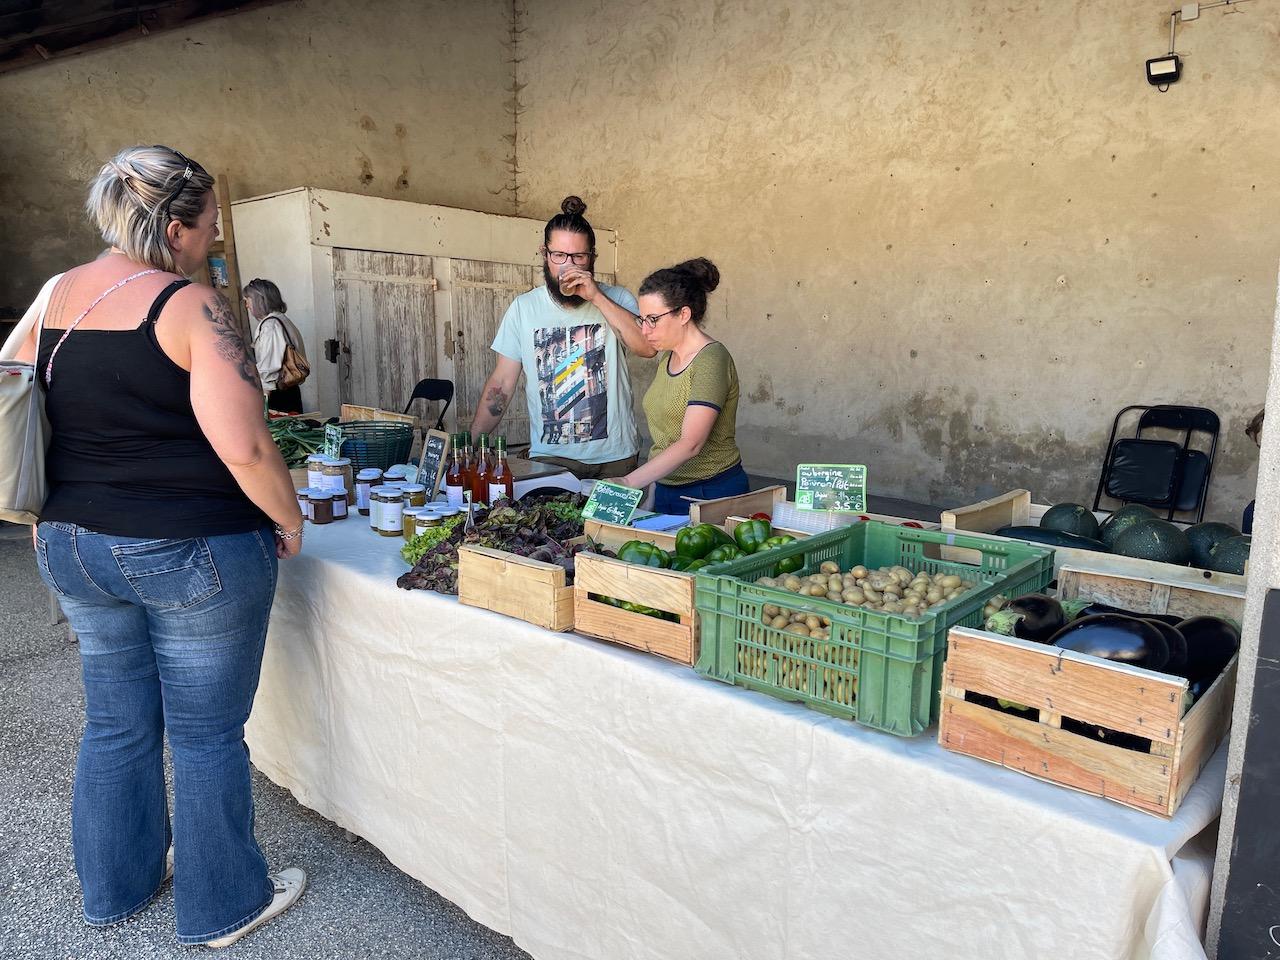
[1207,535,1251,575]
[1099,504,1159,549]
[1185,522,1241,569]
[1039,503,1101,540]
[1111,518,1192,565]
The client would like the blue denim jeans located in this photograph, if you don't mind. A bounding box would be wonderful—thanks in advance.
[35,521,278,945]
[653,462,750,515]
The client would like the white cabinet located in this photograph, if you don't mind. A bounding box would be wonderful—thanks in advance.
[230,187,619,432]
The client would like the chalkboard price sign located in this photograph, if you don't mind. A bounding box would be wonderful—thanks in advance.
[414,429,451,498]
[581,481,644,526]
[795,463,867,512]
[323,424,344,458]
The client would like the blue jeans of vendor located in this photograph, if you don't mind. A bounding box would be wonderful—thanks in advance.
[654,461,750,515]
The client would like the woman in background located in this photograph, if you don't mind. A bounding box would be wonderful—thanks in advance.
[244,278,307,413]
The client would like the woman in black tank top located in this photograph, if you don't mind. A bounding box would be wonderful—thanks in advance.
[12,146,307,947]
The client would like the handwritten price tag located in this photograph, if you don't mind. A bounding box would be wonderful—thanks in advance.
[795,464,867,512]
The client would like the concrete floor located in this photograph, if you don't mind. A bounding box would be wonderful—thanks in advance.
[0,526,531,960]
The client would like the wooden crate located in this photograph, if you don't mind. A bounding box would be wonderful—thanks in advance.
[457,542,577,632]
[573,519,713,665]
[941,488,1247,589]
[938,565,1243,818]
[688,485,786,526]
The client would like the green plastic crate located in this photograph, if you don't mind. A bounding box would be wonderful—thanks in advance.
[694,521,1053,736]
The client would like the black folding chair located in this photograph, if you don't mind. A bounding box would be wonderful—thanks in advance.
[403,378,454,431]
[1092,405,1220,523]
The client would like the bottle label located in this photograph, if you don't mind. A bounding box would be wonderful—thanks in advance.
[445,483,464,509]
[489,483,508,503]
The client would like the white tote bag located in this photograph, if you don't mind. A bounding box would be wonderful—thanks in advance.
[0,275,62,525]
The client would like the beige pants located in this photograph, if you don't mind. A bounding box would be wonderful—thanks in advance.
[532,453,639,481]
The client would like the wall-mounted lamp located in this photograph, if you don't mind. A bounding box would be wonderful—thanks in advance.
[1146,0,1255,92]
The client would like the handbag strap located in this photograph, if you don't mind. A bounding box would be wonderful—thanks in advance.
[44,269,162,386]
[270,313,296,351]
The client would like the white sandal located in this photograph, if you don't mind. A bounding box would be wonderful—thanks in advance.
[204,868,307,949]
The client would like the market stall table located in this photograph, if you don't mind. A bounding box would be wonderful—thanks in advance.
[246,520,1224,960]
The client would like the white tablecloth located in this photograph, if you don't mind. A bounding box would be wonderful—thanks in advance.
[246,521,1224,960]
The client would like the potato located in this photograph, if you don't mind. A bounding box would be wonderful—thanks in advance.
[882,600,903,613]
[820,561,841,575]
[757,577,778,589]
[842,588,865,603]
[787,624,811,637]
[783,575,803,591]
[828,576,844,591]
[808,584,830,597]
[939,575,962,590]
[926,588,944,604]
[805,615,822,630]
[861,587,882,603]
[826,591,843,602]
[771,615,790,629]
[891,567,914,585]
[763,604,781,618]
[849,565,868,580]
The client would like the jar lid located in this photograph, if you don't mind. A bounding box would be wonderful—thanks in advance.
[332,486,347,495]
[383,466,407,479]
[403,507,425,517]
[328,457,351,467]
[434,508,460,518]
[311,489,334,500]
[400,483,427,494]
[306,453,327,463]
[357,468,383,480]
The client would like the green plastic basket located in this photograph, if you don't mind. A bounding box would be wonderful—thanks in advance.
[336,421,414,472]
[694,521,1054,736]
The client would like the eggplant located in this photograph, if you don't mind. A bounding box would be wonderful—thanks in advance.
[1177,616,1240,686]
[1060,717,1152,753]
[1142,619,1188,676]
[984,593,1065,643]
[1049,614,1170,671]
[1071,601,1182,627]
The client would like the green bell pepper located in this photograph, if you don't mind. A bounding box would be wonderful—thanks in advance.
[617,540,671,568]
[670,556,710,573]
[675,523,731,560]
[704,543,744,564]
[733,519,772,554]
[760,534,803,574]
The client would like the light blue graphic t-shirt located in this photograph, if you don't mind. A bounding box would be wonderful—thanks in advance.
[491,284,640,465]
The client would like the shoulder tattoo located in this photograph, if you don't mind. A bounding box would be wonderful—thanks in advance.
[203,292,261,389]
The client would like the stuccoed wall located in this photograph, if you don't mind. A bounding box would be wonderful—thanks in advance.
[0,0,512,313]
[2,0,1277,520]
[518,0,1280,522]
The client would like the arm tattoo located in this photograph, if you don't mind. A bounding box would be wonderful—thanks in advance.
[485,385,509,418]
[203,293,262,389]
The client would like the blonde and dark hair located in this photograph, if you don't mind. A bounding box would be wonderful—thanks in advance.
[242,278,288,318]
[86,145,214,273]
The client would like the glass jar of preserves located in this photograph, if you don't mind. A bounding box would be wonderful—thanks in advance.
[402,507,424,542]
[310,490,335,525]
[400,483,427,508]
[296,488,311,519]
[331,487,349,520]
[321,457,354,504]
[355,468,382,515]
[306,454,328,489]
[373,488,404,537]
[414,512,444,537]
